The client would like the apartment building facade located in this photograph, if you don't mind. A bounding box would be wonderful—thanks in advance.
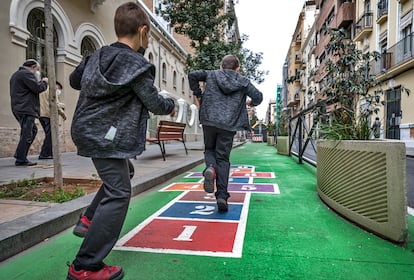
[284,0,414,144]
[285,1,317,118]
[354,0,414,140]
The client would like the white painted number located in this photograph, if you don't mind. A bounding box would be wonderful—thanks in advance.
[185,184,201,189]
[190,205,215,215]
[203,194,216,200]
[241,185,257,191]
[173,225,197,241]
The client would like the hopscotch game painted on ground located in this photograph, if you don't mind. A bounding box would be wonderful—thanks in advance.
[115,165,279,258]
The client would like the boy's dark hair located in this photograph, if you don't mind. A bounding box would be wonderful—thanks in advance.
[221,55,240,70]
[114,2,150,38]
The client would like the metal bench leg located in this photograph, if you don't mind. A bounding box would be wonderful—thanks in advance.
[182,140,188,155]
[161,141,166,161]
[156,141,165,161]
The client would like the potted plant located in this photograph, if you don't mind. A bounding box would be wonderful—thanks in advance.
[313,28,409,243]
[266,122,276,146]
[276,110,290,155]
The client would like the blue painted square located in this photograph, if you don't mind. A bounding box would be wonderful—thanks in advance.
[229,177,250,183]
[231,164,254,169]
[159,202,242,220]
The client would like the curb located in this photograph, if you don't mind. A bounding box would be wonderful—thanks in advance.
[0,156,204,262]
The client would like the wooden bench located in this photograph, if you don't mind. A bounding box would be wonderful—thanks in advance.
[146,120,188,161]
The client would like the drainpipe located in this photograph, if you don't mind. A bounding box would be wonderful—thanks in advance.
[158,39,161,89]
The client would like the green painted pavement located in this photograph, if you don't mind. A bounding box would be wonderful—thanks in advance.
[1,143,414,279]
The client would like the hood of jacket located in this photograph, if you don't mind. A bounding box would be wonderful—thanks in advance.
[81,43,153,99]
[214,69,250,95]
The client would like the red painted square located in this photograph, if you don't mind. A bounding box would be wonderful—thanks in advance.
[123,219,238,252]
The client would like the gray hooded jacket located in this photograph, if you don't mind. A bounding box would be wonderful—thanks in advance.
[70,42,174,158]
[188,69,262,131]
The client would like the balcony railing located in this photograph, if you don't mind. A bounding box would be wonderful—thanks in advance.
[353,11,373,41]
[371,33,414,75]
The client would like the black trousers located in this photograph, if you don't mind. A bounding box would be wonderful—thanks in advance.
[13,113,37,163]
[202,125,235,200]
[39,117,52,157]
[74,158,134,271]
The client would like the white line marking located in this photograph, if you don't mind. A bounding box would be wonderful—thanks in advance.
[408,207,414,216]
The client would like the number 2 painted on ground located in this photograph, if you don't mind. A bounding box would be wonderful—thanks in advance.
[190,205,215,215]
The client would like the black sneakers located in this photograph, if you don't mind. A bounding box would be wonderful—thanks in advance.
[203,165,216,193]
[15,161,37,166]
[217,198,228,212]
[38,155,53,159]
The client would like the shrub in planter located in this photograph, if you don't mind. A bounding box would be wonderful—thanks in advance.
[312,28,410,243]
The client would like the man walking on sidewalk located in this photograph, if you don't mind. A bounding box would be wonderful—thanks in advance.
[10,59,48,166]
[67,2,175,280]
[188,54,263,212]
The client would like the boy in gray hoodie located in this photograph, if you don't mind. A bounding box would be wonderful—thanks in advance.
[67,2,174,280]
[188,55,262,212]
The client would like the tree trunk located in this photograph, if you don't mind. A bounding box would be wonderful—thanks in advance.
[44,0,63,187]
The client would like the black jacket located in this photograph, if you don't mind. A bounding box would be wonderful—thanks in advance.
[70,42,175,158]
[188,69,263,131]
[10,67,48,117]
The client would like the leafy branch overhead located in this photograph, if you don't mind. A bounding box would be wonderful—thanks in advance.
[157,0,268,84]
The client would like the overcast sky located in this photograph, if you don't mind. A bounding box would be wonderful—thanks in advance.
[235,1,305,120]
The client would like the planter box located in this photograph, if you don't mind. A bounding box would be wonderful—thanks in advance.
[317,140,407,243]
[267,136,275,146]
[276,136,290,155]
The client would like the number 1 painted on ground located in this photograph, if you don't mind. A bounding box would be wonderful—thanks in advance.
[173,225,197,241]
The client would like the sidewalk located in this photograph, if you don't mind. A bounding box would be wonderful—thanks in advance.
[0,141,211,261]
[1,142,413,279]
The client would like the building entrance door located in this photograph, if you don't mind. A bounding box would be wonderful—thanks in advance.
[386,88,401,140]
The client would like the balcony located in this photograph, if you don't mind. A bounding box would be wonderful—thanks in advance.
[353,11,373,41]
[301,60,307,69]
[336,1,355,29]
[377,0,388,25]
[295,54,302,65]
[371,33,414,80]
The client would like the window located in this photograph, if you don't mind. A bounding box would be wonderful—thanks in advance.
[365,0,371,12]
[402,24,412,56]
[379,31,389,70]
[173,71,177,89]
[400,10,412,57]
[181,77,185,95]
[26,8,58,76]
[80,36,96,60]
[162,63,167,83]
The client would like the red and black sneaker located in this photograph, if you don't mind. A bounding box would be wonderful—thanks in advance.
[73,215,91,238]
[67,264,124,280]
[203,165,216,193]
